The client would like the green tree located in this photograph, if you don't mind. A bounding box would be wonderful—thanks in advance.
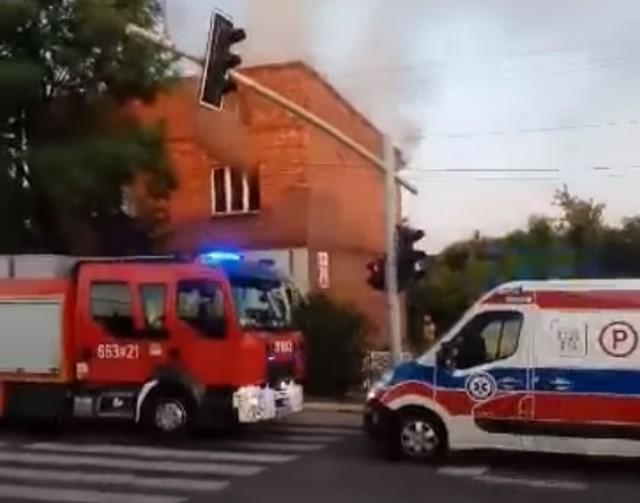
[0,0,177,254]
[294,294,367,398]
[553,185,605,275]
[405,186,640,343]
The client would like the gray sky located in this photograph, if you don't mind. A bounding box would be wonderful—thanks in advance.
[166,0,640,252]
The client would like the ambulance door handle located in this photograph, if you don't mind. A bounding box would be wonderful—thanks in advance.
[497,377,522,390]
[549,377,572,391]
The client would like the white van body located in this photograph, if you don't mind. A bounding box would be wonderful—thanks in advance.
[373,279,640,457]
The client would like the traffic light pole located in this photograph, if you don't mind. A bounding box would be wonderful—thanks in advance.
[383,135,403,366]
[124,23,418,195]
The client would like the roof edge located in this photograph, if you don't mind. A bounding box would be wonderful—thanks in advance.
[240,60,383,145]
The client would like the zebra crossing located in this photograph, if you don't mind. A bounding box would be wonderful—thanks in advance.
[0,423,359,503]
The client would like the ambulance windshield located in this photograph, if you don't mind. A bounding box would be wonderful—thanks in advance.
[230,277,294,331]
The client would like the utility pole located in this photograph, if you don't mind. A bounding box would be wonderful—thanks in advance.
[124,22,418,196]
[383,135,403,365]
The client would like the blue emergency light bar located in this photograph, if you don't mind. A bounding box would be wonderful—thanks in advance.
[196,251,243,264]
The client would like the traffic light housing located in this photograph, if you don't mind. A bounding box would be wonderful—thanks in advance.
[199,12,246,111]
[366,255,386,291]
[397,224,427,290]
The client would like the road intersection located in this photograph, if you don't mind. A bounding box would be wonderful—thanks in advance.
[0,410,636,502]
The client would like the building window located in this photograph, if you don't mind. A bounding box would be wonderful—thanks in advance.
[210,166,260,216]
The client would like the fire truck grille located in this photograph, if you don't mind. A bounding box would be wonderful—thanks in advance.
[266,361,295,385]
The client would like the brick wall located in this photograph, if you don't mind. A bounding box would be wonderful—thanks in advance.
[291,63,404,345]
[130,61,405,346]
[131,75,312,251]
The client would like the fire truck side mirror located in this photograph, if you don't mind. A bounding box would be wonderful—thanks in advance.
[204,316,226,339]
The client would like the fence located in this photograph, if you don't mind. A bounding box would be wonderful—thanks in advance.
[360,350,413,390]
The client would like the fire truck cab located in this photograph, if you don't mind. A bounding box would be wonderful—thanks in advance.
[0,253,305,435]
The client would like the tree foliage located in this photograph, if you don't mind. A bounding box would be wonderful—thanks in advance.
[294,293,368,398]
[407,186,640,340]
[0,0,177,254]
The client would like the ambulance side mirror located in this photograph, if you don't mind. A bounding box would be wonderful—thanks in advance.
[436,341,455,370]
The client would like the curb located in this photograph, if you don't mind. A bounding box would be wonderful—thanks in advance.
[303,401,363,414]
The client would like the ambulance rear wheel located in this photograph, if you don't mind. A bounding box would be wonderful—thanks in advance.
[389,408,447,463]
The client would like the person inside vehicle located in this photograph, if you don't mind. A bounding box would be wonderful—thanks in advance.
[454,330,487,369]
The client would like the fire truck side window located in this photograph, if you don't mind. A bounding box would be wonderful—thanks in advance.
[139,284,168,338]
[177,279,226,339]
[90,282,135,337]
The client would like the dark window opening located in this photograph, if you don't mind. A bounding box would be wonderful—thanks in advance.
[89,282,135,338]
[177,279,226,339]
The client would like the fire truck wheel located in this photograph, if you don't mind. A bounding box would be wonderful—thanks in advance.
[387,407,448,463]
[143,392,193,437]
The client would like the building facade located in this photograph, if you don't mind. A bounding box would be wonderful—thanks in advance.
[131,61,403,346]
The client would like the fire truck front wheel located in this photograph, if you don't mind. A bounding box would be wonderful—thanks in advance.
[142,391,194,437]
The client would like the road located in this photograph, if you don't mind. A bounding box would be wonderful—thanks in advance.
[0,411,637,502]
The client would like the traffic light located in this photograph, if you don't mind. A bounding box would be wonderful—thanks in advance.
[366,255,386,291]
[396,224,427,290]
[199,12,247,111]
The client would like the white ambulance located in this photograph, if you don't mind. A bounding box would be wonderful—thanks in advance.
[364,279,640,461]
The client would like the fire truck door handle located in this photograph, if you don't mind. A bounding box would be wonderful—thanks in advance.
[169,348,180,359]
[81,348,92,360]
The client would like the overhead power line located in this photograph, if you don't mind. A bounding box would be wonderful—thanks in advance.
[404,164,640,173]
[409,120,640,142]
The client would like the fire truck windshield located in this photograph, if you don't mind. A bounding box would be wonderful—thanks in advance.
[230,277,294,331]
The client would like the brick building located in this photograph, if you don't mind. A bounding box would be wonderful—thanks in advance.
[131,61,403,346]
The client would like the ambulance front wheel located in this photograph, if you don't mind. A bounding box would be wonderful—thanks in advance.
[389,408,448,462]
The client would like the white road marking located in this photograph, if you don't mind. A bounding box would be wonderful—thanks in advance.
[0,466,228,492]
[271,426,360,436]
[217,441,326,452]
[0,451,263,476]
[258,434,341,443]
[478,474,587,491]
[437,466,489,477]
[26,442,297,464]
[0,483,186,503]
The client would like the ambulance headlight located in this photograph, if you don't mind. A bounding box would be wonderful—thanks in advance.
[367,370,393,401]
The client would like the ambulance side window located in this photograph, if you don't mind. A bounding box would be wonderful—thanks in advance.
[451,311,523,370]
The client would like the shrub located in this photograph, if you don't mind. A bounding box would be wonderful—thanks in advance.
[294,293,368,398]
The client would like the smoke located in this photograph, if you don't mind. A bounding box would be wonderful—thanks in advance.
[166,0,432,157]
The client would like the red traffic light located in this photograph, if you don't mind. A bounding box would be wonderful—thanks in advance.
[397,224,425,244]
[228,28,247,45]
[366,256,386,291]
[199,12,247,111]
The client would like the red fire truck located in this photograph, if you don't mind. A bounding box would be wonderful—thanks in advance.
[0,252,305,435]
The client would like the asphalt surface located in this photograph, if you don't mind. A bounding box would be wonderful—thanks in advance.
[0,411,637,502]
